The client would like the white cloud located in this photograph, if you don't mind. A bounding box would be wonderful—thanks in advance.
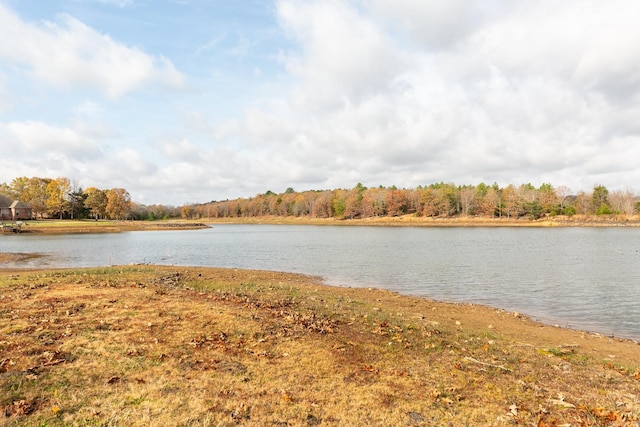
[185,112,242,142]
[2,120,101,160]
[113,148,157,175]
[160,138,201,163]
[277,0,404,110]
[0,120,110,186]
[0,3,184,98]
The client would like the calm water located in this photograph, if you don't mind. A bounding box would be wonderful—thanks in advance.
[2,225,640,340]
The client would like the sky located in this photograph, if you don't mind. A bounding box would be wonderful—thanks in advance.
[1,0,640,205]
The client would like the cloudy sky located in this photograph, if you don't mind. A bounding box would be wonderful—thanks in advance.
[1,0,639,205]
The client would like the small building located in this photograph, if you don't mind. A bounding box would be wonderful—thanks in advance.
[0,195,32,221]
[0,195,12,221]
[11,200,32,220]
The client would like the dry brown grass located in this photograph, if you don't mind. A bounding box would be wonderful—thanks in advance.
[1,266,640,426]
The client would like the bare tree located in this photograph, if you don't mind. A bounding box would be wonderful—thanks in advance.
[556,185,571,213]
[609,189,636,217]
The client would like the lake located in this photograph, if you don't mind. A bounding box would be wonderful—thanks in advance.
[2,224,640,340]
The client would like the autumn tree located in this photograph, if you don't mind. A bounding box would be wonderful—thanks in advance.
[361,187,387,217]
[46,177,71,219]
[310,191,333,218]
[24,177,51,219]
[180,205,196,219]
[280,191,298,216]
[536,183,557,215]
[84,187,108,220]
[343,183,366,219]
[8,176,30,200]
[106,188,132,220]
[474,183,496,217]
[146,204,180,220]
[291,192,313,217]
[420,187,438,217]
[0,182,9,197]
[385,187,409,217]
[501,185,520,218]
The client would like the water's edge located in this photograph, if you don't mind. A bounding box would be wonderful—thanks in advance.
[2,225,639,340]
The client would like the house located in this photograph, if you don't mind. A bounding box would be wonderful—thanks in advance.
[11,200,32,220]
[0,195,32,221]
[0,195,12,220]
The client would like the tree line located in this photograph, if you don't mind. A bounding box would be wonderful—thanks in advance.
[184,182,640,220]
[4,177,639,221]
[0,176,180,221]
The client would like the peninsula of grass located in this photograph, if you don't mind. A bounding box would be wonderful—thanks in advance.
[12,219,209,234]
[1,265,639,426]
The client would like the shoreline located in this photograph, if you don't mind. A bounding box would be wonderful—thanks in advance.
[1,257,637,344]
[3,214,640,235]
[203,214,640,228]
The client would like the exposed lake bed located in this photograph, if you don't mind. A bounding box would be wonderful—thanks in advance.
[1,264,639,425]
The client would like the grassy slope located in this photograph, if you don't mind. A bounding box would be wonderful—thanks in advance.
[1,266,639,426]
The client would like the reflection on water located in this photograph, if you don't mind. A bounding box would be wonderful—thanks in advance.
[2,225,640,340]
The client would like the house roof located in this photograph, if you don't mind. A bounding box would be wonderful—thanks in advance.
[0,195,12,208]
[11,200,30,209]
[0,196,31,209]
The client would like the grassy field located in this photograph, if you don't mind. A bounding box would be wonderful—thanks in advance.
[1,265,639,426]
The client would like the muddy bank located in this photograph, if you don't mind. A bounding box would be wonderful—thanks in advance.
[0,252,45,264]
